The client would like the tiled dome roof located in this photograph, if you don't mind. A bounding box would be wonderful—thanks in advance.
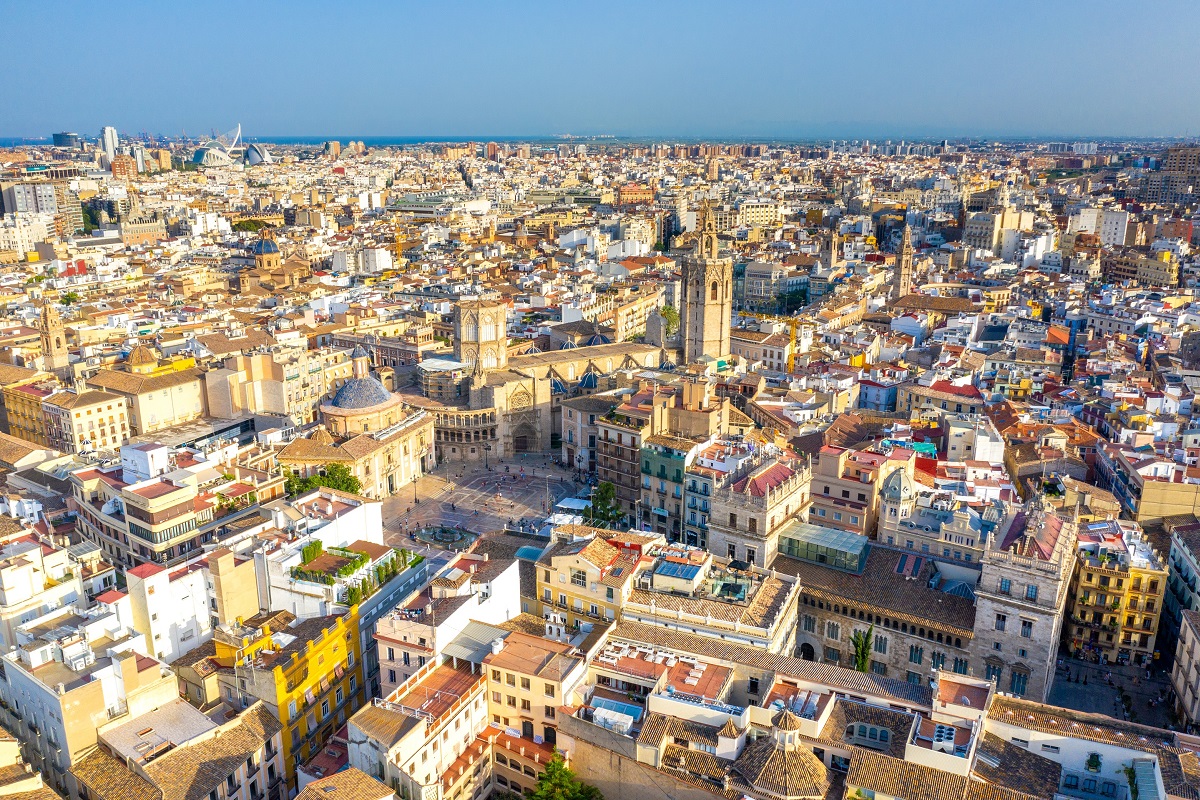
[126,345,158,366]
[309,428,335,446]
[328,377,393,410]
[733,734,827,798]
[251,236,280,256]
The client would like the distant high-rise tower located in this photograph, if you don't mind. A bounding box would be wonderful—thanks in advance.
[40,301,71,380]
[99,126,118,161]
[892,224,913,301]
[680,200,732,364]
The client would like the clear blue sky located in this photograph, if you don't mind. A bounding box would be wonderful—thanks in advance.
[2,0,1198,140]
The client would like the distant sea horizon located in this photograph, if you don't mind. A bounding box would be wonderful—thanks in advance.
[0,134,831,147]
[1,133,1190,148]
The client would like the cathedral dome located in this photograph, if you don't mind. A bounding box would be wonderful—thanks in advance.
[251,236,280,256]
[328,377,394,410]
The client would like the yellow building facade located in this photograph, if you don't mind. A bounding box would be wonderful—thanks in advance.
[211,610,365,795]
[1067,520,1167,667]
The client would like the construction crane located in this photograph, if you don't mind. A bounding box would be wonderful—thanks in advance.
[736,311,808,373]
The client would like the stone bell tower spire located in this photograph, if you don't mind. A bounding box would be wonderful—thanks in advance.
[680,200,733,364]
[892,223,913,301]
[40,301,71,380]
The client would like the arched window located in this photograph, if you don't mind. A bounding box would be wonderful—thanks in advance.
[710,281,718,301]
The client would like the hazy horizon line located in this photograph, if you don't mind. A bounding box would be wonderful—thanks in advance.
[3,132,1199,145]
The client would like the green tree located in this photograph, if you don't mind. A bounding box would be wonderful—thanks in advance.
[588,482,622,525]
[526,755,601,800]
[80,206,99,233]
[659,304,679,336]
[850,624,874,673]
[777,289,808,314]
[59,292,80,305]
[233,219,268,233]
[316,463,362,493]
[285,464,362,496]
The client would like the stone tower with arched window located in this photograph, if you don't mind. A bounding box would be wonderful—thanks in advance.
[681,199,732,364]
[40,301,71,381]
[453,299,508,375]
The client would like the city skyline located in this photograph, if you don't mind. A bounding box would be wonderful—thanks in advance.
[2,0,1199,139]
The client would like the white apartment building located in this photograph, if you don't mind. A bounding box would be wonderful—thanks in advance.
[1100,209,1131,247]
[0,536,86,650]
[375,553,521,693]
[253,488,387,617]
[73,700,285,800]
[0,604,179,798]
[0,214,52,255]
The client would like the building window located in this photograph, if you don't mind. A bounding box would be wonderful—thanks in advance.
[826,622,840,640]
[874,635,887,654]
[994,614,1007,632]
[1025,584,1038,602]
[952,657,969,675]
[803,615,816,633]
[999,578,1011,594]
[1020,620,1033,638]
[909,645,924,665]
[825,647,841,663]
[1010,671,1028,696]
[570,569,586,587]
[986,664,1002,683]
[748,677,760,695]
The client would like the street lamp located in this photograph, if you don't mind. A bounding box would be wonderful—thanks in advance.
[483,443,492,471]
[412,473,419,504]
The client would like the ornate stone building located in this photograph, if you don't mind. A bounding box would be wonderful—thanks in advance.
[453,299,508,372]
[409,299,664,462]
[319,346,407,436]
[968,496,1078,703]
[40,301,71,382]
[892,223,913,300]
[705,451,812,568]
[279,346,434,498]
[680,200,732,364]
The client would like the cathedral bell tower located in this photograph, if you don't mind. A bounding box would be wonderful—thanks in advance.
[40,301,71,381]
[680,200,733,364]
[892,223,913,301]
